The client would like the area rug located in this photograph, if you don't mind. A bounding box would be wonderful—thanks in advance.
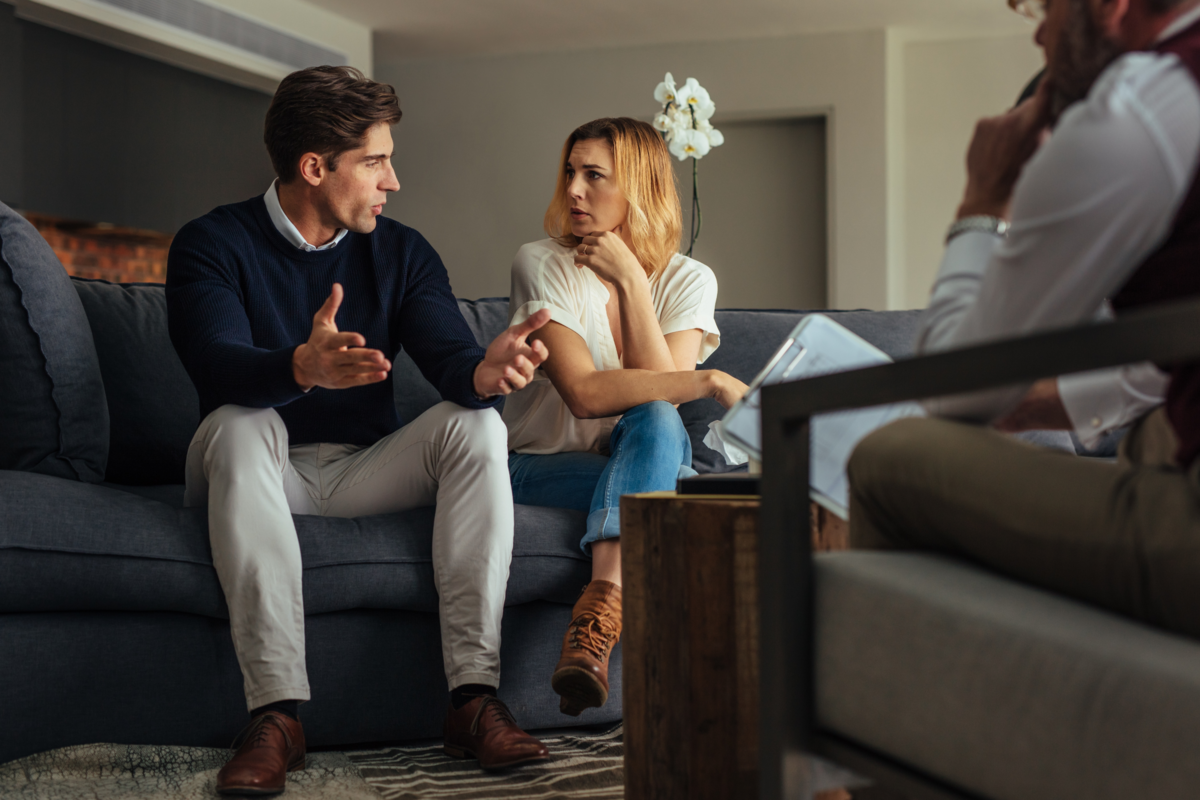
[0,724,624,799]
[347,723,624,800]
[0,743,377,799]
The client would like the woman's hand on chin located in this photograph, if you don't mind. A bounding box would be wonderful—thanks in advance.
[574,230,644,287]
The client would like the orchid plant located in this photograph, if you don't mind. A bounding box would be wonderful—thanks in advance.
[653,72,724,256]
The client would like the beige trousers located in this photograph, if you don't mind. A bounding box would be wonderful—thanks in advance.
[848,409,1200,638]
[184,401,514,710]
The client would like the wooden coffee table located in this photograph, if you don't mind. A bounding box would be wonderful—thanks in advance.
[621,491,848,800]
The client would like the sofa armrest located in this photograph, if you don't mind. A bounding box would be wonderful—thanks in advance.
[757,296,1200,800]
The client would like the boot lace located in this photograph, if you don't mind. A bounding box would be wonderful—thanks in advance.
[469,695,518,736]
[567,609,619,662]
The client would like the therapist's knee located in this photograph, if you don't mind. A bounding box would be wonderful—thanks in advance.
[847,417,931,498]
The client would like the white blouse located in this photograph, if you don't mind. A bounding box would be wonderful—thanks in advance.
[502,238,721,455]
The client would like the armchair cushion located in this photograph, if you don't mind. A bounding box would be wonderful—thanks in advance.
[815,551,1200,800]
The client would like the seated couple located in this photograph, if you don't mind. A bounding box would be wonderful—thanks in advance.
[165,65,747,795]
[849,0,1200,641]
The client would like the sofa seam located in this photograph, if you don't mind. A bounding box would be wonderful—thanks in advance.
[0,545,589,567]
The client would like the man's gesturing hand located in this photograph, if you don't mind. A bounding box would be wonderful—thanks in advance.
[473,309,551,398]
[292,283,391,391]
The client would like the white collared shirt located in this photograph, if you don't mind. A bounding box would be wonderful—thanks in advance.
[916,7,1200,443]
[263,180,348,252]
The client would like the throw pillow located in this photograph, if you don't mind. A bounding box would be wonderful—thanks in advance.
[0,202,108,482]
[72,280,199,485]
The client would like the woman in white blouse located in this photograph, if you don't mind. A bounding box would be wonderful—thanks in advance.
[503,117,747,716]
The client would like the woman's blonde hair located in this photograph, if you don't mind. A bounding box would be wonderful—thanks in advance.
[544,117,682,278]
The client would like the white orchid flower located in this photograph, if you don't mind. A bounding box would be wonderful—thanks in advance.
[705,127,724,147]
[667,105,691,133]
[654,72,677,105]
[676,78,716,121]
[653,113,673,133]
[668,128,712,161]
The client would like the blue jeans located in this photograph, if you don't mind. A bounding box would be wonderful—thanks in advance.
[509,401,697,554]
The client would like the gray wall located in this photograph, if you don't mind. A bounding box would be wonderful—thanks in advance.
[674,117,826,310]
[0,1,275,233]
[378,30,887,307]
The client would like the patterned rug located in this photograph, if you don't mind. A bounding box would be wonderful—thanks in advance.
[0,744,376,799]
[0,724,624,799]
[348,723,624,799]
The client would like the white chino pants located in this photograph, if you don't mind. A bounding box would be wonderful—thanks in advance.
[184,401,514,710]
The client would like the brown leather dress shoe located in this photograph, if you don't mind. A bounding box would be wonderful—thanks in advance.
[443,694,550,770]
[216,711,306,796]
[551,580,622,716]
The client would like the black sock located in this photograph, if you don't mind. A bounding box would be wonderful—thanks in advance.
[250,700,300,721]
[450,684,497,710]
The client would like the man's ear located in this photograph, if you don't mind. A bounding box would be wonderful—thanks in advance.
[1091,0,1131,40]
[297,152,325,187]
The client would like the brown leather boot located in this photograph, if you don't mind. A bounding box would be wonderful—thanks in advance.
[551,580,622,716]
[443,694,550,770]
[216,711,306,796]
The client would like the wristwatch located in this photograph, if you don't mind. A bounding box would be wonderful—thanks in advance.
[945,215,1010,245]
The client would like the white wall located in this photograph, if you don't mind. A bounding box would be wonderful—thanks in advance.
[377,30,889,308]
[900,32,1042,308]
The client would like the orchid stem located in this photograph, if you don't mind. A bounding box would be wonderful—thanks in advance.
[688,156,702,257]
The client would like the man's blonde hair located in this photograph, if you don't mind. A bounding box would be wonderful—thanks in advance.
[544,118,682,278]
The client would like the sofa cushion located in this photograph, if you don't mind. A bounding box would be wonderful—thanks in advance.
[457,297,511,347]
[0,470,590,618]
[391,299,515,423]
[815,551,1200,800]
[0,203,108,482]
[73,279,200,485]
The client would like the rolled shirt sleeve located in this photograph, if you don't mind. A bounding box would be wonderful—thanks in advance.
[655,258,721,363]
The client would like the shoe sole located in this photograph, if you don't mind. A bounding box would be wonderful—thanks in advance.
[551,666,607,716]
[443,745,549,771]
[216,758,305,796]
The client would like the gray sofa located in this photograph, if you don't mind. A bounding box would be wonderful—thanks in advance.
[0,204,1079,767]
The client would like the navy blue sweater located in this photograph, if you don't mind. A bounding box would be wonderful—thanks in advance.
[166,196,495,447]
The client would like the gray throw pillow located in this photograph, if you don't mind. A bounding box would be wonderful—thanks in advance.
[0,202,108,482]
[73,280,199,485]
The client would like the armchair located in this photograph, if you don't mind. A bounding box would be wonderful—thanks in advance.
[759,298,1200,800]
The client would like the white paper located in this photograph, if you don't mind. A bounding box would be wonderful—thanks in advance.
[704,420,750,465]
[718,315,925,519]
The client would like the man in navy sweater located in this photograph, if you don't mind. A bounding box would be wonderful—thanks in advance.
[167,66,552,794]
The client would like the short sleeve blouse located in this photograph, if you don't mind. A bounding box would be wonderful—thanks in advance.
[502,238,720,455]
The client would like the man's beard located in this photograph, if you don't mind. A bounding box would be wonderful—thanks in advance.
[1046,0,1124,123]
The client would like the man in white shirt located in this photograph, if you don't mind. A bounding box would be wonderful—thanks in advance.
[847,0,1200,637]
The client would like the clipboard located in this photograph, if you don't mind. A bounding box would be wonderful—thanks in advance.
[714,315,924,518]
